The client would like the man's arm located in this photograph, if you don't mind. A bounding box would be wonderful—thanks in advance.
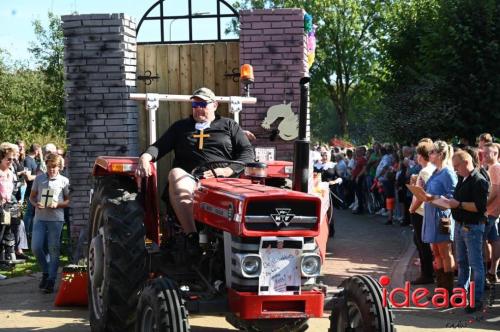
[137,124,176,177]
[229,120,255,172]
[202,120,254,178]
[449,178,489,213]
[487,183,499,206]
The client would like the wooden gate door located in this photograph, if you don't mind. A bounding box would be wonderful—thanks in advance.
[136,42,239,204]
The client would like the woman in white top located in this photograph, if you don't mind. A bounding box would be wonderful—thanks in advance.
[409,139,436,284]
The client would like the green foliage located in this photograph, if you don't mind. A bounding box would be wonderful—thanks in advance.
[378,0,500,142]
[233,0,389,142]
[0,13,65,146]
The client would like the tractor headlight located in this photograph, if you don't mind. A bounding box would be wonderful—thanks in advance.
[244,162,268,178]
[235,254,262,278]
[301,254,321,277]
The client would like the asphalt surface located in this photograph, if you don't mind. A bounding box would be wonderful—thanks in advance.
[0,209,498,331]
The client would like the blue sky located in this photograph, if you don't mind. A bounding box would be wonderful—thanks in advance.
[0,0,238,65]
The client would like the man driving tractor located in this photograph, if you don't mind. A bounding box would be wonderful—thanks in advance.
[136,87,254,257]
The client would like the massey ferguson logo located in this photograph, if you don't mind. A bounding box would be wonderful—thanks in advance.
[271,208,295,227]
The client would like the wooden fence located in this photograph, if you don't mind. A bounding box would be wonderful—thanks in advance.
[136,42,240,203]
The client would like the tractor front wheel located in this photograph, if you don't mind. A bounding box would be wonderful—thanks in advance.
[329,275,395,332]
[136,277,190,332]
[88,176,147,332]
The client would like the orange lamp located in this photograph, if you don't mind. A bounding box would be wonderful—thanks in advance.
[240,64,254,83]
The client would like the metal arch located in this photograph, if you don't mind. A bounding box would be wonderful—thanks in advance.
[136,0,163,36]
[136,0,240,44]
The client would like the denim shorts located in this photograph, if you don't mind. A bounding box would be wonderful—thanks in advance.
[484,216,499,242]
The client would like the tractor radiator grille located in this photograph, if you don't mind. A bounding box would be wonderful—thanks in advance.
[229,236,318,292]
[244,200,318,231]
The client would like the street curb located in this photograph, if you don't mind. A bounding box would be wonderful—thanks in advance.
[390,228,416,288]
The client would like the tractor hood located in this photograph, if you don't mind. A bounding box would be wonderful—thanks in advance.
[193,178,321,237]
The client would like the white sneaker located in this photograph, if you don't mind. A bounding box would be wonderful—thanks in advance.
[0,274,6,280]
[381,211,389,217]
[376,208,386,215]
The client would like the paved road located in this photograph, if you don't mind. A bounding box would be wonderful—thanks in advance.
[0,209,498,331]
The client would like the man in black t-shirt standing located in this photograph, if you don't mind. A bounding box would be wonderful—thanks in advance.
[136,87,254,252]
[449,150,489,313]
[22,144,41,236]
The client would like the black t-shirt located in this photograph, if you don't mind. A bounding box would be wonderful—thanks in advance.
[144,115,254,174]
[452,169,489,224]
[23,155,38,196]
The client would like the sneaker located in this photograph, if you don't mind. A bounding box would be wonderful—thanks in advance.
[465,301,483,314]
[0,274,6,280]
[376,208,386,215]
[44,280,55,294]
[39,273,49,289]
[381,211,389,217]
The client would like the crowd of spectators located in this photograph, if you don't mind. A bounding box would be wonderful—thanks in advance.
[313,133,499,312]
[0,141,70,293]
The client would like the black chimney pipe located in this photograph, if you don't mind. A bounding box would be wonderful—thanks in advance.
[293,77,311,193]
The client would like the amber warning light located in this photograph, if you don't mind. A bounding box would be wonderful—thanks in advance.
[240,64,254,84]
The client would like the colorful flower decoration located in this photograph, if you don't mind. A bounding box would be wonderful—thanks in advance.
[305,14,317,70]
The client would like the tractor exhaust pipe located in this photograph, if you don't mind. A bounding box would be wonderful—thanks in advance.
[293,77,311,193]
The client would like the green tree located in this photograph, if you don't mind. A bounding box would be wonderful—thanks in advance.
[28,12,65,137]
[0,12,65,145]
[378,0,500,142]
[233,0,389,140]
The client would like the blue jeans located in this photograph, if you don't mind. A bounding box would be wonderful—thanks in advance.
[454,223,485,304]
[31,220,64,282]
[23,200,35,236]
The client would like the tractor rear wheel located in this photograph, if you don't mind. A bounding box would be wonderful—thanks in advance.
[136,277,190,332]
[88,176,147,332]
[329,275,395,332]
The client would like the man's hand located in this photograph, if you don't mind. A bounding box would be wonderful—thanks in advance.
[136,154,153,177]
[329,178,343,186]
[203,167,234,178]
[36,202,45,209]
[243,130,256,141]
[448,198,460,209]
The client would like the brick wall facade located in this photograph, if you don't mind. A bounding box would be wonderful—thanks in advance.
[239,9,308,161]
[62,14,138,240]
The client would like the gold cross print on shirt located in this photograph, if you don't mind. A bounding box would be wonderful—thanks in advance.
[192,130,210,150]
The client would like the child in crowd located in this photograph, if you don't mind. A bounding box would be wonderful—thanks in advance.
[30,153,70,293]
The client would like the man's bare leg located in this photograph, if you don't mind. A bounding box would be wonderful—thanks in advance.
[168,168,197,234]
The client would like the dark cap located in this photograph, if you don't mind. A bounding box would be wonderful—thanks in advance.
[191,87,216,102]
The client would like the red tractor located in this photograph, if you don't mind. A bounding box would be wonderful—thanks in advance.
[87,78,394,331]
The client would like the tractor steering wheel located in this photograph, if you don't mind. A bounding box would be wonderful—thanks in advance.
[191,160,246,179]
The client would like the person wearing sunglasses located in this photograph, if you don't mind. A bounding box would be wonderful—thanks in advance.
[422,140,457,302]
[136,87,254,259]
[0,143,17,267]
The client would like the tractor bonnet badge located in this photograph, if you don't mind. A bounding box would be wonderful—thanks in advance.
[271,208,295,227]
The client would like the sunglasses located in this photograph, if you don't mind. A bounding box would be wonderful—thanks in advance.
[3,158,14,162]
[191,101,211,108]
